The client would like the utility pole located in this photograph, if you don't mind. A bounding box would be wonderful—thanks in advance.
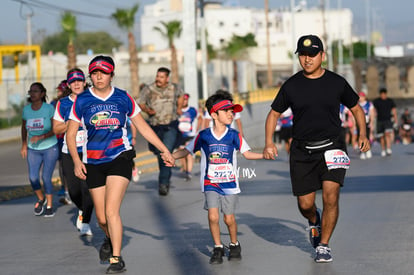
[183,0,198,107]
[265,0,273,87]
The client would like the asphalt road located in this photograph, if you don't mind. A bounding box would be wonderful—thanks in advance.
[1,142,414,275]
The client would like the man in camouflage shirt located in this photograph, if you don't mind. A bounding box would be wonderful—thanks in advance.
[138,67,184,195]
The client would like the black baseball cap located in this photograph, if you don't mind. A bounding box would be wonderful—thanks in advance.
[295,35,324,55]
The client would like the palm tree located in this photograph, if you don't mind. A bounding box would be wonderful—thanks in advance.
[112,4,140,99]
[153,20,182,84]
[222,33,257,93]
[60,11,77,70]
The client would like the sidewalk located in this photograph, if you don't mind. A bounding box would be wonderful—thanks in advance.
[0,126,159,202]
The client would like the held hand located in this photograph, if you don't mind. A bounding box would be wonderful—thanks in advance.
[161,151,175,167]
[263,144,278,160]
[147,108,156,116]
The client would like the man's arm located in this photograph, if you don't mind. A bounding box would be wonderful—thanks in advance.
[263,109,281,159]
[350,104,370,152]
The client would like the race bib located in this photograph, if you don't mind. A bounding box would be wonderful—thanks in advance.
[207,163,235,183]
[178,121,192,132]
[26,118,45,131]
[75,130,86,147]
[324,149,350,170]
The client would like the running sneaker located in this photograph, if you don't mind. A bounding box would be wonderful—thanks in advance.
[132,167,140,183]
[80,223,93,236]
[158,184,169,196]
[209,246,224,264]
[228,241,242,261]
[185,172,192,181]
[76,210,83,231]
[315,245,333,263]
[386,148,392,155]
[366,150,372,159]
[360,152,366,160]
[100,236,113,262]
[34,198,47,216]
[381,150,387,157]
[44,207,55,218]
[308,208,322,248]
[106,256,126,274]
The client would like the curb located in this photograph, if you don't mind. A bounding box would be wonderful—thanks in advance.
[0,150,159,203]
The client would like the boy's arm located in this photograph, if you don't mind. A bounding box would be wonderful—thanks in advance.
[242,150,264,160]
[172,148,190,160]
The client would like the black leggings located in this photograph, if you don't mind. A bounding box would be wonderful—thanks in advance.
[62,153,94,223]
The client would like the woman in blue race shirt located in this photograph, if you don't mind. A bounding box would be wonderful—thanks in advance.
[66,55,175,274]
[21,82,59,217]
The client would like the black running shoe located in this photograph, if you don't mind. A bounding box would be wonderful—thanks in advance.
[106,256,126,274]
[99,236,113,262]
[158,184,169,196]
[34,198,47,216]
[308,208,322,248]
[209,246,224,264]
[228,241,242,261]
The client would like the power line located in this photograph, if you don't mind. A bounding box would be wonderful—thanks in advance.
[11,0,112,19]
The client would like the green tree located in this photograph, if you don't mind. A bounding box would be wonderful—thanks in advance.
[41,32,121,55]
[60,11,77,70]
[111,4,140,98]
[222,33,257,93]
[153,20,182,84]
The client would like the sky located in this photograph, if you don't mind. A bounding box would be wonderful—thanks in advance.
[0,0,412,46]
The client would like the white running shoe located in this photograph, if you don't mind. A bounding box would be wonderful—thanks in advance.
[360,152,366,160]
[76,210,83,231]
[381,150,387,157]
[386,148,392,155]
[80,223,93,236]
[366,150,372,159]
[132,167,140,183]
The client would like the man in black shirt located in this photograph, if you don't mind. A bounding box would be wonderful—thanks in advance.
[263,35,370,263]
[372,88,398,156]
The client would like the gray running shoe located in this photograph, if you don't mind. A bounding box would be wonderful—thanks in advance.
[315,245,333,263]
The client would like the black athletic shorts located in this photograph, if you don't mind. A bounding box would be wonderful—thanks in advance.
[85,150,135,189]
[376,120,393,136]
[289,138,347,196]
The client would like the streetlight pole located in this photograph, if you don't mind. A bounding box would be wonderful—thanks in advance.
[199,0,209,100]
[290,0,297,74]
[183,0,198,107]
[265,0,273,87]
[366,0,371,60]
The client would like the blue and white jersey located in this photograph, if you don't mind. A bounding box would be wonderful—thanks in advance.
[69,87,141,164]
[279,107,293,128]
[359,100,374,124]
[186,127,250,195]
[54,95,86,154]
[178,106,198,138]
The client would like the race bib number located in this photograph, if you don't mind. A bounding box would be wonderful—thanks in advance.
[207,163,235,183]
[178,121,192,132]
[75,130,86,147]
[26,118,45,131]
[324,149,350,170]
